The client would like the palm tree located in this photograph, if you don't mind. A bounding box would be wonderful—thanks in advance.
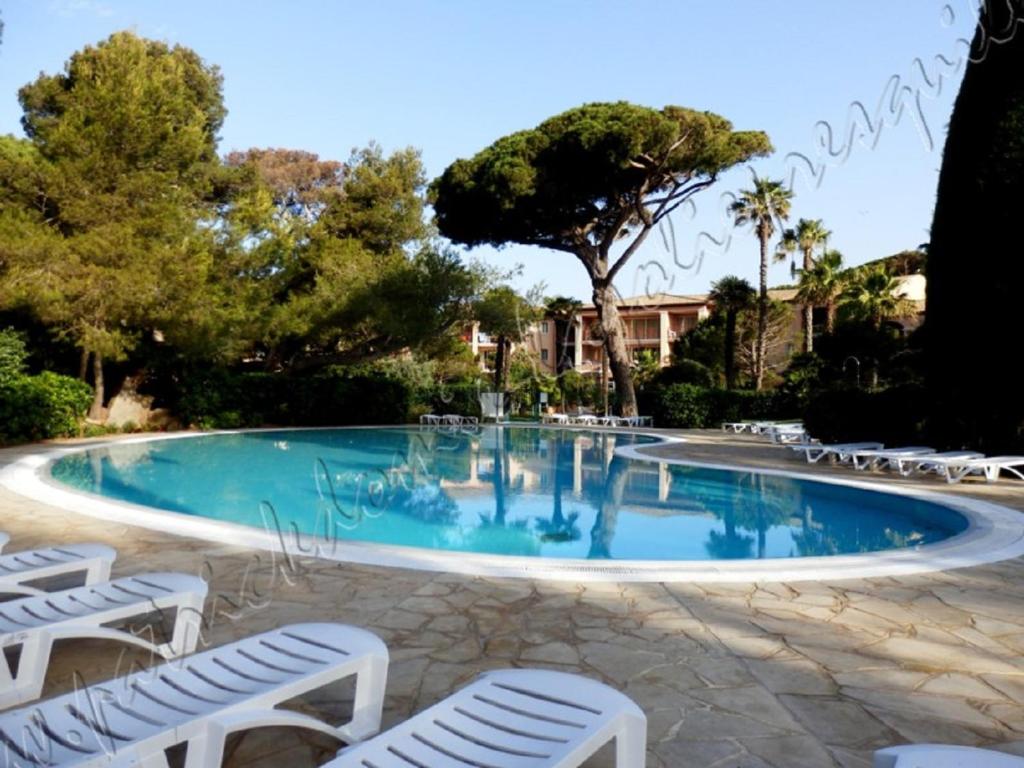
[709,276,755,389]
[730,178,793,389]
[796,249,845,334]
[840,266,913,330]
[778,218,831,352]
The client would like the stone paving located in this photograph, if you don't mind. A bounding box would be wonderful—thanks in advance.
[2,430,1024,767]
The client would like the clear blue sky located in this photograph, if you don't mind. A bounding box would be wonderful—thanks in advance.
[0,1,976,300]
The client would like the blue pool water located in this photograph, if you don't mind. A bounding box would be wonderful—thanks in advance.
[50,427,968,561]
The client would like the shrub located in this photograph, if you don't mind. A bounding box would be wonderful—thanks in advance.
[0,328,28,386]
[656,359,715,387]
[650,384,797,429]
[0,371,93,444]
[803,384,929,446]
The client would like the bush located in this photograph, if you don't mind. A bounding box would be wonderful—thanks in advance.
[803,384,928,446]
[649,384,798,429]
[656,359,715,388]
[0,328,28,386]
[0,371,93,444]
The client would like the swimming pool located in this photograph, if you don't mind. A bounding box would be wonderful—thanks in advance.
[48,426,968,563]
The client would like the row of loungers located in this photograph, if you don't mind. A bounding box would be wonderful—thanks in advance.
[788,442,1024,483]
[0,533,647,767]
[3,533,1020,766]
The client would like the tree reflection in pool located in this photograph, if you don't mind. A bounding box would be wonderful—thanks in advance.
[50,426,967,561]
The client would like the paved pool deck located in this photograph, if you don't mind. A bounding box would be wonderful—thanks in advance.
[2,429,1024,767]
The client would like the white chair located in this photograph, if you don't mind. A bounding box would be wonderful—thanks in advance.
[721,422,750,433]
[851,447,936,471]
[875,744,1024,767]
[441,413,464,426]
[543,413,569,425]
[328,668,647,768]
[0,572,207,709]
[0,623,388,768]
[0,533,7,553]
[789,442,884,464]
[891,451,984,477]
[418,413,441,425]
[926,455,1024,484]
[0,543,116,597]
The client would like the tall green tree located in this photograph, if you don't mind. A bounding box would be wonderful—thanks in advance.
[730,178,793,389]
[474,286,539,391]
[796,249,845,333]
[778,218,830,352]
[431,101,771,415]
[926,0,1024,452]
[839,266,912,330]
[6,32,227,418]
[708,275,755,389]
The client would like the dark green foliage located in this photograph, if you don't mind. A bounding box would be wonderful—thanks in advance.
[655,359,715,388]
[0,328,27,385]
[803,384,929,447]
[0,371,93,443]
[648,384,796,429]
[926,0,1024,452]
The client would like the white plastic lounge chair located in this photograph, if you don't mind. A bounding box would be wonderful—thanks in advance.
[543,413,569,425]
[419,413,441,425]
[890,451,985,477]
[852,447,936,472]
[926,455,1024,484]
[0,533,7,553]
[0,622,388,768]
[874,744,1024,767]
[721,422,750,433]
[0,543,116,598]
[0,572,207,709]
[328,668,647,768]
[789,442,884,464]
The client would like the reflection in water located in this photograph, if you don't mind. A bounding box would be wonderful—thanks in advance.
[51,427,966,561]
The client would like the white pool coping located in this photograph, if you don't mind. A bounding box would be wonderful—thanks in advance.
[2,426,1023,583]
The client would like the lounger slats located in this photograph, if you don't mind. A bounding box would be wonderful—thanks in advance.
[0,623,388,768]
[0,545,109,577]
[331,669,646,768]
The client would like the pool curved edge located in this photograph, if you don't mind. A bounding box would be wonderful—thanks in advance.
[1,428,1023,583]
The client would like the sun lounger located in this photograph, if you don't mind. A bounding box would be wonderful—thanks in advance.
[852,447,936,471]
[0,543,116,598]
[721,422,751,433]
[419,413,441,425]
[0,622,388,767]
[789,442,884,464]
[925,455,1024,484]
[890,451,984,477]
[543,413,569,424]
[875,744,1024,767]
[327,668,647,768]
[0,572,207,708]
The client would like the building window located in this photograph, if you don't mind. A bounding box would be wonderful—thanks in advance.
[541,349,549,362]
[540,321,549,334]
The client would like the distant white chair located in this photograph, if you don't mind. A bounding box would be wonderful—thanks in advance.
[874,744,1024,767]
[0,572,207,708]
[721,421,751,433]
[891,451,984,477]
[0,622,388,766]
[542,412,569,425]
[789,442,884,464]
[851,446,936,471]
[924,455,1024,484]
[480,392,506,422]
[327,668,647,768]
[418,413,441,425]
[0,543,116,597]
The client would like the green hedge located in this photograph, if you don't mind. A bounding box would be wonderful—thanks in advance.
[646,384,798,429]
[172,368,414,429]
[0,371,93,444]
[802,384,928,446]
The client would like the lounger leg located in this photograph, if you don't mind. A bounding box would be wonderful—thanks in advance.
[183,721,227,768]
[0,632,53,709]
[615,717,648,768]
[159,593,206,658]
[84,555,113,586]
[339,651,388,743]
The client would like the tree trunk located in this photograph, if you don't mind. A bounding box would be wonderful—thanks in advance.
[724,311,737,389]
[802,247,815,353]
[825,302,836,334]
[88,352,105,421]
[592,284,638,416]
[78,349,90,381]
[755,229,770,390]
[493,336,506,392]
